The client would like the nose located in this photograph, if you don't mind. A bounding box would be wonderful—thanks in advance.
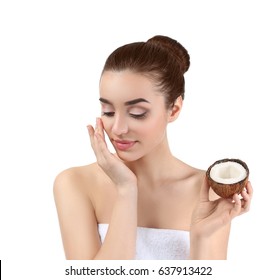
[111,114,129,136]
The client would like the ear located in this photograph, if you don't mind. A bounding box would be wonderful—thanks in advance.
[168,96,183,123]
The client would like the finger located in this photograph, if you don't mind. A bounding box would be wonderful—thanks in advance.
[87,124,96,149]
[95,117,105,141]
[87,123,107,159]
[245,181,253,197]
[241,189,250,202]
[87,124,95,137]
[239,185,252,214]
[87,124,107,163]
[200,176,210,202]
[94,118,109,157]
[87,122,113,169]
[230,193,242,218]
[94,131,113,164]
[94,132,107,151]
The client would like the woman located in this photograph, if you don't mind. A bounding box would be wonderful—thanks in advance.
[53,35,253,260]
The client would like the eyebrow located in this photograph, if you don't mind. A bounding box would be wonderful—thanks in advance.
[99,97,150,106]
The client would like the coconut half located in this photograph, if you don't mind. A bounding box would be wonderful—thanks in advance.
[206,158,249,198]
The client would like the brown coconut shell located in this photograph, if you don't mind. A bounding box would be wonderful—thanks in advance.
[206,158,249,199]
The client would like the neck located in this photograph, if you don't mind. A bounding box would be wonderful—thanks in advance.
[125,137,177,188]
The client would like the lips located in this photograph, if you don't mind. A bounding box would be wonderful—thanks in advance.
[113,139,137,151]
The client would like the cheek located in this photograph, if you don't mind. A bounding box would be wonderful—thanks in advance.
[139,116,168,138]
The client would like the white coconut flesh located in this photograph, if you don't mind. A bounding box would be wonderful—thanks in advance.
[210,161,247,184]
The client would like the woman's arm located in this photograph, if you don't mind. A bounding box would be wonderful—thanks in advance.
[95,184,137,259]
[190,223,230,259]
[54,118,139,259]
[189,178,253,259]
[54,169,101,259]
[53,169,138,260]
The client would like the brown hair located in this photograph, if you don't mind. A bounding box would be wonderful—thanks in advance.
[102,35,190,108]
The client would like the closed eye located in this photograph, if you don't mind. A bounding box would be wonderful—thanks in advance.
[102,112,115,117]
[129,112,147,119]
[102,112,148,119]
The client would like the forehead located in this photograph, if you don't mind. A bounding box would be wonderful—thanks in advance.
[99,70,162,103]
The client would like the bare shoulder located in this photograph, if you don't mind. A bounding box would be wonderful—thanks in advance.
[53,163,110,198]
[179,162,220,201]
[177,160,205,191]
[53,163,107,259]
[188,165,205,186]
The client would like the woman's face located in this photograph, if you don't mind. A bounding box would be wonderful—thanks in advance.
[99,70,173,162]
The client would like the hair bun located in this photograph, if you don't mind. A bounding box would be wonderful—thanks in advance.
[147,35,190,74]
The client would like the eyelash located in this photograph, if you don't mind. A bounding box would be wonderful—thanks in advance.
[130,112,147,119]
[102,112,115,117]
[102,112,147,119]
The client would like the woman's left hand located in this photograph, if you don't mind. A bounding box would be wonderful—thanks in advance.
[190,177,253,237]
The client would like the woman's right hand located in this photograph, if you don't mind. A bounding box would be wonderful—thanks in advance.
[87,118,137,189]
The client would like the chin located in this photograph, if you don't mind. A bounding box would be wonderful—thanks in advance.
[115,150,144,163]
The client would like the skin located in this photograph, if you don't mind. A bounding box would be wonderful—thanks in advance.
[53,70,253,260]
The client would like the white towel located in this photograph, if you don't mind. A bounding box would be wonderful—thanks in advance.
[98,224,190,260]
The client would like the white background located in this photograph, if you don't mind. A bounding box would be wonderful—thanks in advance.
[0,0,274,279]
